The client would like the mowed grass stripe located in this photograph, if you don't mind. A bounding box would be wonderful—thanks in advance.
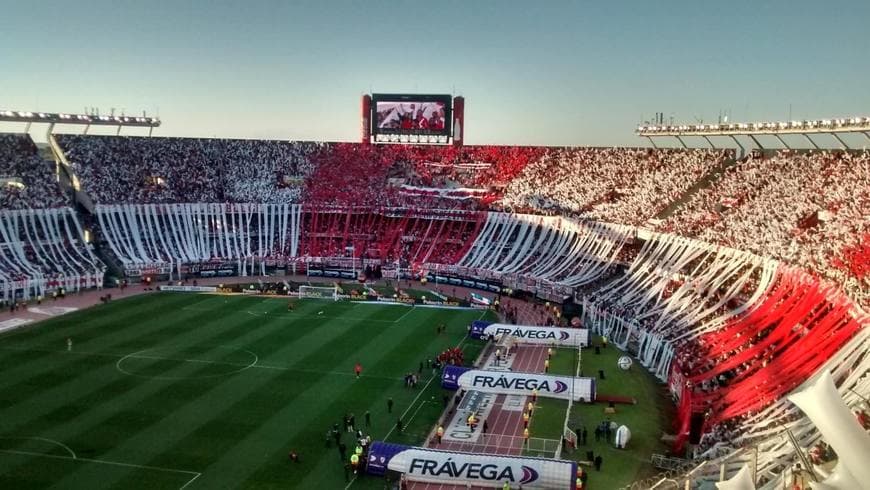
[0,293,215,390]
[0,296,280,483]
[0,295,265,432]
[292,312,472,489]
[50,297,405,489]
[191,308,432,490]
[0,294,490,489]
[0,451,193,490]
[0,293,247,394]
[151,307,475,488]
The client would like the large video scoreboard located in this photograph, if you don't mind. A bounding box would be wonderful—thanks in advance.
[363,93,463,145]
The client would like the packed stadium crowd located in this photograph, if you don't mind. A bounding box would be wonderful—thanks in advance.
[2,135,864,306]
[500,147,731,225]
[660,150,869,306]
[0,134,67,209]
[58,135,322,204]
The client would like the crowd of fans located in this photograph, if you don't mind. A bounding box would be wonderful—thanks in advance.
[500,147,731,225]
[0,134,67,209]
[57,135,323,204]
[300,210,482,266]
[51,135,867,308]
[661,150,869,307]
[303,144,545,209]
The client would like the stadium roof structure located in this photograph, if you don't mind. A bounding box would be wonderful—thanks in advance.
[637,115,870,151]
[0,109,160,136]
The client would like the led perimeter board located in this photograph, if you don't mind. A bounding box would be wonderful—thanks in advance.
[370,93,453,144]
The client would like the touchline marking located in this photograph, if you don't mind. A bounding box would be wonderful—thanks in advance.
[392,306,416,323]
[0,448,201,489]
[402,400,434,429]
[346,374,438,490]
[382,374,437,443]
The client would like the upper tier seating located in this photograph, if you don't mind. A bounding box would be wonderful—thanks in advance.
[57,134,322,204]
[661,150,869,307]
[0,134,67,209]
[500,147,731,225]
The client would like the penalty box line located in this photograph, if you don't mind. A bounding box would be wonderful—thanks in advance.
[0,448,200,490]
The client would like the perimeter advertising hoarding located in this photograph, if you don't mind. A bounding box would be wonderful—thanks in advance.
[367,443,576,489]
[442,365,596,402]
[482,323,590,347]
[371,94,452,137]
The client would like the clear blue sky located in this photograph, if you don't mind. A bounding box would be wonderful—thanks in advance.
[2,0,869,146]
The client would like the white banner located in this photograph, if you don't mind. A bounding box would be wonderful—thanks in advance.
[457,369,595,402]
[388,448,576,489]
[483,323,589,346]
[443,390,497,443]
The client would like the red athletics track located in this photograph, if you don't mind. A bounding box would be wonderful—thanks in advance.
[408,344,549,490]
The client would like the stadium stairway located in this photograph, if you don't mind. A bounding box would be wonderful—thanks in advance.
[652,154,737,221]
[74,204,125,282]
[48,133,98,213]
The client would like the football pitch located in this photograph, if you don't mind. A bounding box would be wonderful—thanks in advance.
[0,292,492,489]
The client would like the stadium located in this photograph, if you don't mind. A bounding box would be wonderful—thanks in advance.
[2,4,869,490]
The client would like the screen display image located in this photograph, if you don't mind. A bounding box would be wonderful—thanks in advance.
[371,94,452,139]
[376,101,446,133]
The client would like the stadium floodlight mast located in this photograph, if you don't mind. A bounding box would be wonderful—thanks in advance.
[0,109,161,137]
[637,115,870,152]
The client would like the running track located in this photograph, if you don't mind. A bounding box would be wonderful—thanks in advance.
[409,344,549,490]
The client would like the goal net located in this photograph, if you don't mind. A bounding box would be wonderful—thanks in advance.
[562,427,578,450]
[298,285,339,301]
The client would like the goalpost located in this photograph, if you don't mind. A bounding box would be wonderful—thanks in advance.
[298,284,340,301]
[556,340,584,459]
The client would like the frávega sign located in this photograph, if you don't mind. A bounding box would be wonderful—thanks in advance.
[456,369,595,402]
[386,447,576,489]
[482,323,589,346]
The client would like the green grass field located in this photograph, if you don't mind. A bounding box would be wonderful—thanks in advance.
[564,338,675,489]
[0,292,492,489]
[510,343,673,488]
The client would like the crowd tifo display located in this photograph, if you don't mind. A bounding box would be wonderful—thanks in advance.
[1,131,867,485]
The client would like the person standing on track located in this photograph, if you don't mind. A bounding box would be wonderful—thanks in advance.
[523,427,530,445]
[436,425,444,444]
[338,441,347,462]
[544,358,550,373]
[350,453,359,474]
[523,410,530,428]
[527,401,534,416]
[547,347,553,359]
[483,419,488,434]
